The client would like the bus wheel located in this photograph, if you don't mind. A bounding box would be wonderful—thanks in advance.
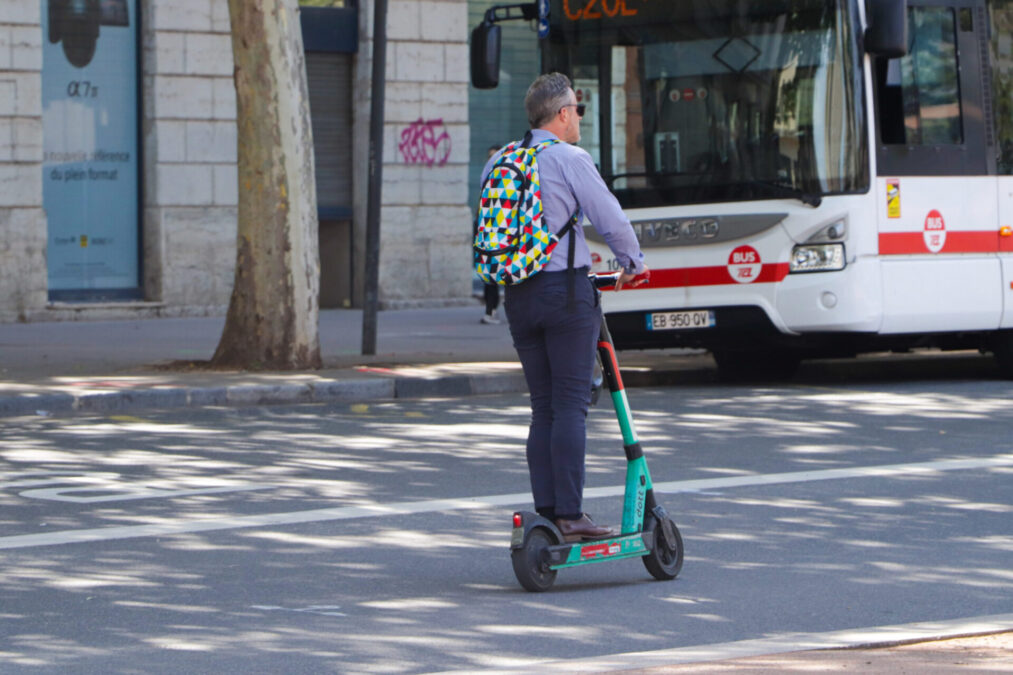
[992,331,1013,378]
[712,349,800,382]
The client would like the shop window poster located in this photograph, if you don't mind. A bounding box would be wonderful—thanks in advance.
[42,0,139,296]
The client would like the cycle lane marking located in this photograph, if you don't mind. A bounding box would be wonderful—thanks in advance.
[1,452,1011,551]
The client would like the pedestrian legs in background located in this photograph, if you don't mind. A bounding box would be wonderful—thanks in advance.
[481,283,501,324]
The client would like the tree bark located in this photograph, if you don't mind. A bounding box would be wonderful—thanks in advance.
[212,0,321,370]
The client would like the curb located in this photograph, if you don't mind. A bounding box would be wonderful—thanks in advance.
[0,362,696,415]
[0,365,699,419]
[0,372,531,418]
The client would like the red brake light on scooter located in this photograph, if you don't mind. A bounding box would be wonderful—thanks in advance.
[512,513,523,528]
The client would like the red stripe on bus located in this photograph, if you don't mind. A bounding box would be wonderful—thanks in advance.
[641,263,790,289]
[878,231,999,255]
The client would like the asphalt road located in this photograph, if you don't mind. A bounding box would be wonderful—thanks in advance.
[1,369,1012,673]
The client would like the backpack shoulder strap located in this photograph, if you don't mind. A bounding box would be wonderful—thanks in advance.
[532,139,561,154]
[491,141,520,166]
[561,210,580,312]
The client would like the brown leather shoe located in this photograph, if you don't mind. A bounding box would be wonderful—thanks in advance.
[555,514,615,542]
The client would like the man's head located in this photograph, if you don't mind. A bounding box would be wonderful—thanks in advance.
[525,72,584,144]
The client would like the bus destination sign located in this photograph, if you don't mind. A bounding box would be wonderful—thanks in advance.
[561,0,640,20]
[554,0,669,31]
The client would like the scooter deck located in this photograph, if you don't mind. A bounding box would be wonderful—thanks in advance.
[546,531,649,570]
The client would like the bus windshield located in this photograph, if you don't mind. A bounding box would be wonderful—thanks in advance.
[547,0,868,208]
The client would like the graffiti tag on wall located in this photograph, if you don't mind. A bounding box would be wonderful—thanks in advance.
[398,118,451,166]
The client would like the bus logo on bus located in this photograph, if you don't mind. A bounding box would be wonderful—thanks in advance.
[728,245,761,283]
[924,209,946,253]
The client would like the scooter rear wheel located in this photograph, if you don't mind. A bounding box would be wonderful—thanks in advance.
[511,527,557,592]
[643,517,684,580]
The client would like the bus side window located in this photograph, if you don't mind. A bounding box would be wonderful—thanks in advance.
[875,7,962,147]
[875,57,905,145]
[989,2,1013,174]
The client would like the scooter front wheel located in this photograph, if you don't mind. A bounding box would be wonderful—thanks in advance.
[511,527,558,592]
[643,517,684,581]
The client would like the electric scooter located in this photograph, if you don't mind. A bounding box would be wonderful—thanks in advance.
[510,272,684,592]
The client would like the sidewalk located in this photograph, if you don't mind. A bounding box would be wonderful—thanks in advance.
[619,631,1013,674]
[1,305,1002,418]
[0,306,706,417]
[450,616,1013,674]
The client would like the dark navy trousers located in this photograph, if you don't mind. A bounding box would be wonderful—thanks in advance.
[504,268,599,520]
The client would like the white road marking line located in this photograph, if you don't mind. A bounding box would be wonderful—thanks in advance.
[644,453,1013,495]
[1,471,275,503]
[20,483,277,503]
[423,613,1013,674]
[1,453,1010,551]
[250,604,347,617]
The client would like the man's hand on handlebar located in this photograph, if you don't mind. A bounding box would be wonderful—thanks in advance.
[615,266,650,291]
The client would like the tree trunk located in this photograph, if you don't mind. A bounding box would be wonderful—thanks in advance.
[212,0,321,370]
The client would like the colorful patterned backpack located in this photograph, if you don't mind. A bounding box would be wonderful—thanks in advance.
[474,134,578,286]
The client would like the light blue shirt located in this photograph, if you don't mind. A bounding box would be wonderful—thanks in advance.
[481,129,645,274]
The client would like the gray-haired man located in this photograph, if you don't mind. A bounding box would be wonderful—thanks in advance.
[481,72,648,541]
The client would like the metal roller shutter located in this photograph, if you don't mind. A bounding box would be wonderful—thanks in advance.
[305,52,353,308]
[305,52,353,212]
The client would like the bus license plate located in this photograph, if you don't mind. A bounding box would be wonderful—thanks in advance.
[646,310,716,331]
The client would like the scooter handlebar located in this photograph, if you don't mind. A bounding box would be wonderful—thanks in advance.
[590,272,621,289]
[589,271,650,290]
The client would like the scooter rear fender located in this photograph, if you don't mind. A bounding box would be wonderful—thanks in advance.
[509,511,563,549]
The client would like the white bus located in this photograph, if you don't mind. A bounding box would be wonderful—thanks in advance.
[472,0,1013,379]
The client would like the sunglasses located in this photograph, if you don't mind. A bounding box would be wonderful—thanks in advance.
[560,103,586,117]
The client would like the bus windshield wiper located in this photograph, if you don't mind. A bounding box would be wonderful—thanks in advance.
[747,179,822,208]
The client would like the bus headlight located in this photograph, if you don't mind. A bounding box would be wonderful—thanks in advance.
[789,243,845,273]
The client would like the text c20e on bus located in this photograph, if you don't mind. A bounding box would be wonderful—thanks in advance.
[563,0,637,21]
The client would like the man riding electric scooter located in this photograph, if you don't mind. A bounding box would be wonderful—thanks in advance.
[476,72,649,543]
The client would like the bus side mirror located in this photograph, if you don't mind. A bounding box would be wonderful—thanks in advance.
[471,21,501,89]
[865,0,908,58]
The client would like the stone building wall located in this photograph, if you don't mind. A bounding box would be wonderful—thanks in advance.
[142,0,237,314]
[0,4,46,322]
[0,0,474,322]
[356,0,473,308]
